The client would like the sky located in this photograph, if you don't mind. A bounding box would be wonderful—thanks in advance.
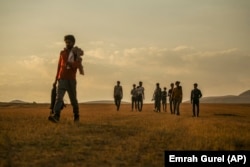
[0,0,250,103]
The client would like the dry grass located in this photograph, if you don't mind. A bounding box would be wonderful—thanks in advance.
[0,103,249,166]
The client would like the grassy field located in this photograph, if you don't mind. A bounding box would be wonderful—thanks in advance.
[0,103,249,166]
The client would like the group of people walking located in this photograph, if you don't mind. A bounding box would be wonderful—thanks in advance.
[114,81,145,111]
[152,81,183,114]
[48,34,203,124]
[114,80,203,117]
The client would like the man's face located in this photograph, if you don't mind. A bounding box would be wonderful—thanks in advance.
[65,39,74,49]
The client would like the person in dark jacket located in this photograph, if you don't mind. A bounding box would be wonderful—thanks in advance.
[131,84,138,111]
[161,87,167,112]
[168,83,174,114]
[190,83,202,117]
[172,81,182,115]
[114,81,123,111]
[152,83,162,112]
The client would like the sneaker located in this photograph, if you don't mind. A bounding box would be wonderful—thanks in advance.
[48,115,59,123]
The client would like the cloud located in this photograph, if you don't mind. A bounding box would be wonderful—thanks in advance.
[173,45,194,51]
[82,43,250,100]
[1,41,249,103]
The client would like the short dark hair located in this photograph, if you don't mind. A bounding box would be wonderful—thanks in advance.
[64,35,75,44]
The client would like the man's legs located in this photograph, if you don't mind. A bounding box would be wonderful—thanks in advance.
[174,99,181,115]
[196,101,200,117]
[114,96,120,111]
[169,99,173,114]
[137,95,142,111]
[192,102,196,116]
[132,97,135,111]
[162,100,166,112]
[67,80,79,121]
[157,99,161,112]
[193,100,200,117]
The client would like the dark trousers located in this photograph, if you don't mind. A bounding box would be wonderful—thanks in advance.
[53,79,79,119]
[137,95,143,111]
[162,98,167,112]
[169,98,174,114]
[131,97,137,111]
[154,97,161,112]
[114,95,121,111]
[173,98,181,115]
[192,99,200,116]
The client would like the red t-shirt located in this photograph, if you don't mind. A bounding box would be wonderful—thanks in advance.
[56,49,81,80]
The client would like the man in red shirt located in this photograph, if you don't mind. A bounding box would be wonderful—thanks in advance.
[49,35,83,123]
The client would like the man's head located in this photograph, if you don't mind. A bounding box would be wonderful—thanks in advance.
[64,35,75,49]
[194,83,198,88]
[139,81,143,86]
[170,83,174,88]
[175,81,180,86]
[117,81,120,85]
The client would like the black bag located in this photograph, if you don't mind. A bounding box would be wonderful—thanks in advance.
[49,85,66,115]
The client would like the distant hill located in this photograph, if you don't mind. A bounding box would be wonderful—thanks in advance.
[9,100,30,104]
[239,90,250,97]
[199,90,250,104]
[82,100,129,104]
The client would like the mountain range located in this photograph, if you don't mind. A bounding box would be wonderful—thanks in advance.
[4,90,250,104]
[199,90,250,104]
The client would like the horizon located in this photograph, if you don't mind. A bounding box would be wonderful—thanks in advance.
[3,88,250,104]
[1,0,250,103]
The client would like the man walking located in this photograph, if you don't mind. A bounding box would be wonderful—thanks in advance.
[137,81,145,111]
[131,84,138,111]
[152,83,162,112]
[172,81,182,115]
[49,34,83,123]
[191,83,202,117]
[161,87,167,112]
[114,81,123,111]
[168,83,174,114]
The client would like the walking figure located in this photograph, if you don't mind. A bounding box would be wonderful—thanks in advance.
[114,81,123,111]
[168,83,174,114]
[162,87,167,112]
[172,81,183,115]
[48,34,83,123]
[137,81,145,111]
[131,84,138,111]
[152,83,162,112]
[191,83,202,117]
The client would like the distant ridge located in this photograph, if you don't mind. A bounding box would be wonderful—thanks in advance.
[239,90,250,97]
[9,100,30,104]
[83,100,129,104]
[199,90,250,104]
